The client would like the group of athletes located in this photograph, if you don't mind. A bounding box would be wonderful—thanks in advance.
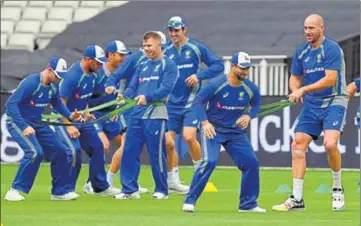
[4,14,360,213]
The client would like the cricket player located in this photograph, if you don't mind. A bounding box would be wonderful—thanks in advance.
[347,77,360,128]
[55,45,120,196]
[114,31,178,200]
[82,40,131,194]
[273,14,348,212]
[105,31,180,194]
[4,57,82,201]
[163,16,225,193]
[182,51,266,213]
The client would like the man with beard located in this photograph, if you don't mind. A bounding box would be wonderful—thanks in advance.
[182,51,265,213]
[55,44,120,197]
[273,14,347,212]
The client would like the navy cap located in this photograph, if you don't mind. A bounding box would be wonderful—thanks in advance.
[231,51,253,68]
[165,16,187,29]
[83,44,107,63]
[105,40,131,55]
[48,56,67,79]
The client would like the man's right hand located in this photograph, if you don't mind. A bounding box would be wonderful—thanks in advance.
[105,86,116,95]
[22,126,35,136]
[202,120,216,139]
[66,126,80,139]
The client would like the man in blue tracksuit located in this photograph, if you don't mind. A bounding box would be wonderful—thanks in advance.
[182,51,266,213]
[273,14,348,212]
[82,40,131,194]
[104,31,171,194]
[163,16,225,193]
[54,44,120,196]
[347,77,360,128]
[113,31,178,200]
[4,57,82,201]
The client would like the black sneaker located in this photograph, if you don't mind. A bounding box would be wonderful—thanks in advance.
[272,195,306,212]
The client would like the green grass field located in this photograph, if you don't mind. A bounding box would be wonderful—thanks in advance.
[1,164,359,226]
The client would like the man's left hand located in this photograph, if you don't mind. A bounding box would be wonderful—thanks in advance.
[288,88,305,103]
[236,115,251,129]
[185,74,199,87]
[135,95,147,105]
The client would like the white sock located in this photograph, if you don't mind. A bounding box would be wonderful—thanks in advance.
[107,171,116,187]
[167,171,174,184]
[173,167,180,183]
[193,160,201,171]
[293,178,304,201]
[332,170,342,189]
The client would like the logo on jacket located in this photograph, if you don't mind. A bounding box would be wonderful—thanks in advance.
[48,90,53,98]
[30,100,35,106]
[142,66,148,72]
[317,54,322,63]
[154,64,161,72]
[304,56,310,63]
[83,83,88,90]
[239,92,245,100]
[185,50,191,59]
[223,92,229,98]
[169,54,175,59]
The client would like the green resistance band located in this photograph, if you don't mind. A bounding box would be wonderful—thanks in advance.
[256,100,296,117]
[34,99,164,126]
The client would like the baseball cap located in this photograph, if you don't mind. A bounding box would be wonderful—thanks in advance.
[83,44,107,63]
[105,40,131,55]
[156,31,167,45]
[165,16,187,29]
[231,51,253,68]
[48,56,67,79]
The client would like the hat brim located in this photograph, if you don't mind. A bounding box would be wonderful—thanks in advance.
[117,50,131,55]
[95,57,108,64]
[53,70,67,79]
[164,25,183,30]
[238,62,252,68]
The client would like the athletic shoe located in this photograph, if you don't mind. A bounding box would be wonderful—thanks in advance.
[51,192,78,201]
[182,203,195,212]
[332,187,345,211]
[113,191,140,200]
[96,186,121,196]
[152,192,168,199]
[168,182,189,195]
[4,188,25,202]
[272,195,305,212]
[238,206,267,213]
[83,181,94,195]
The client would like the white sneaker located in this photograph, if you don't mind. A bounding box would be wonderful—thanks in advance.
[96,186,121,196]
[114,191,140,200]
[70,192,80,199]
[332,188,345,211]
[138,185,149,194]
[4,188,25,202]
[168,182,189,195]
[152,192,168,199]
[83,181,94,195]
[238,206,267,213]
[51,192,78,201]
[182,203,195,212]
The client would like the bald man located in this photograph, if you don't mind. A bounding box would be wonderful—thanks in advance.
[272,14,347,212]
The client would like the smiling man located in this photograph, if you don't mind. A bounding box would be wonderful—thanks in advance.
[163,16,225,194]
[114,31,178,200]
[272,14,348,212]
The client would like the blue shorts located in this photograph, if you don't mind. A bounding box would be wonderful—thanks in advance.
[294,104,347,140]
[167,106,199,134]
[94,118,123,141]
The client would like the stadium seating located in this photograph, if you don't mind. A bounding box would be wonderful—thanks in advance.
[0,0,128,51]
